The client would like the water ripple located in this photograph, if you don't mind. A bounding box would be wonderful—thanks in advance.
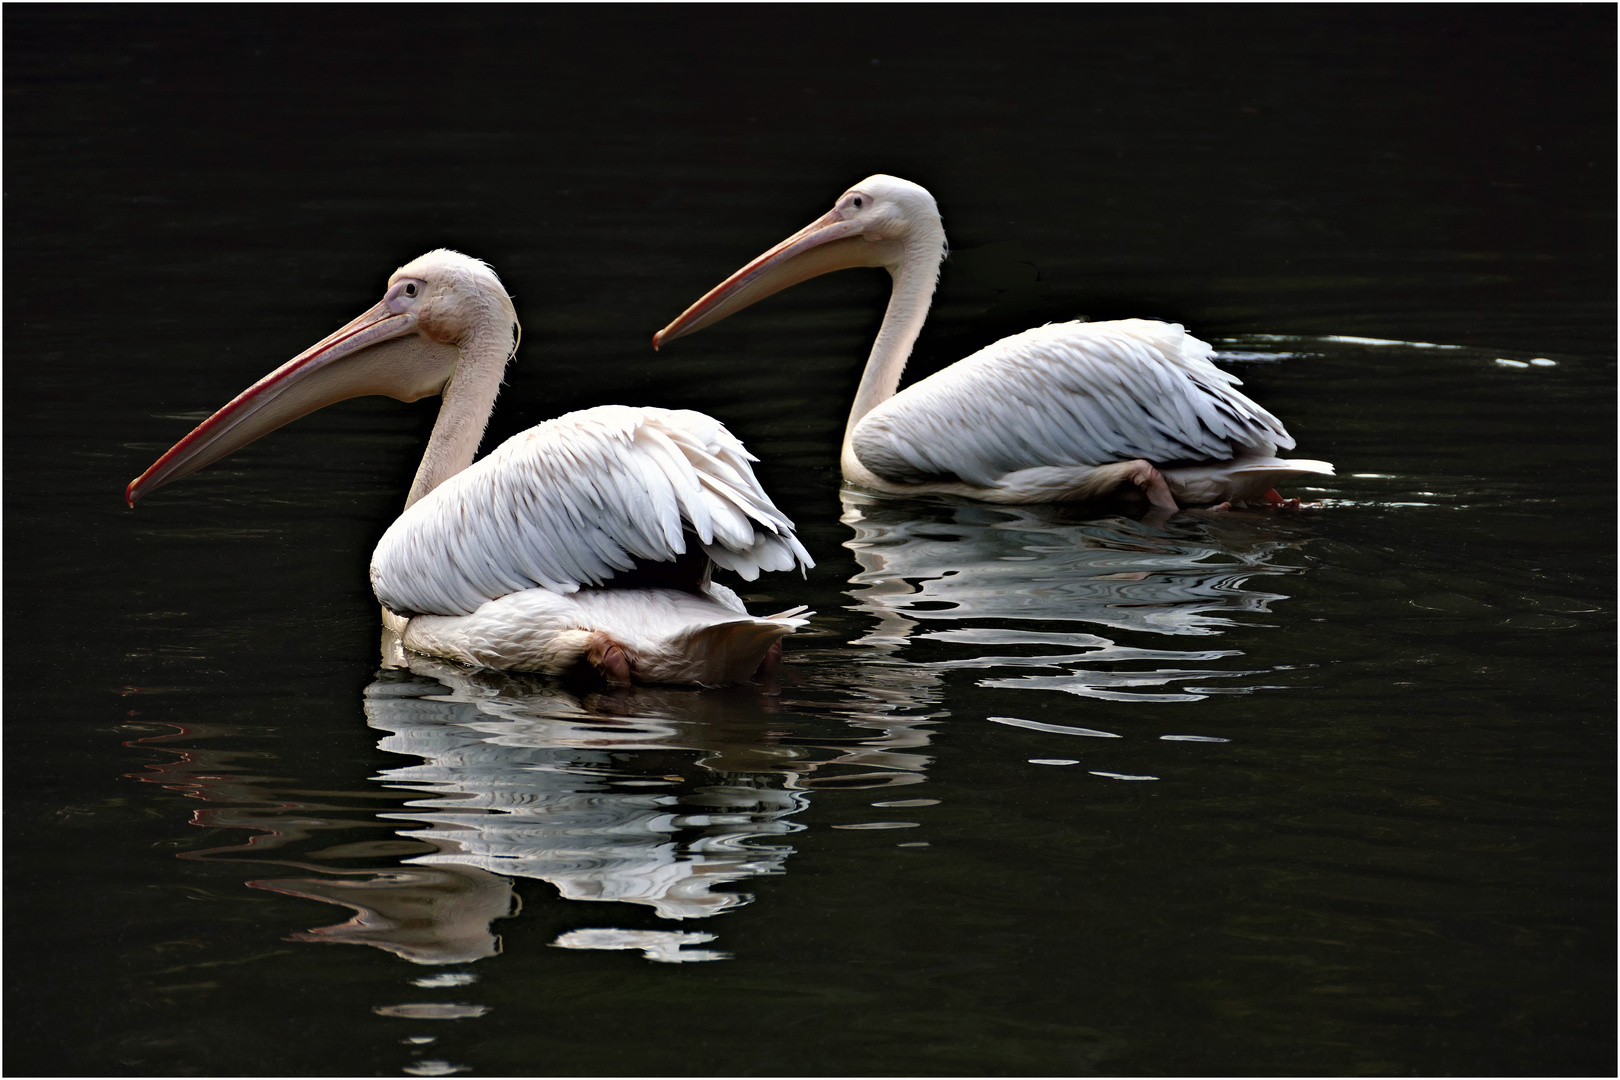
[841,492,1312,705]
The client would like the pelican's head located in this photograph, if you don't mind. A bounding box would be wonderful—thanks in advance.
[126,249,517,506]
[653,174,945,348]
[389,249,516,347]
[824,174,943,248]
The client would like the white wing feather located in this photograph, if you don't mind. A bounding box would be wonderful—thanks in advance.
[851,319,1296,486]
[371,405,812,616]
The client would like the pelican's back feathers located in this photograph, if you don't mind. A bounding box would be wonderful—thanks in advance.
[371,405,812,616]
[851,319,1296,486]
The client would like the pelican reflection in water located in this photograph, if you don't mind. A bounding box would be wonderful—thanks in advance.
[128,656,943,967]
[361,658,929,924]
[840,492,1315,704]
[120,497,1314,969]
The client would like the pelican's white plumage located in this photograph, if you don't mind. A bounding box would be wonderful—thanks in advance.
[655,175,1332,509]
[128,250,812,684]
[372,405,807,615]
[852,320,1293,485]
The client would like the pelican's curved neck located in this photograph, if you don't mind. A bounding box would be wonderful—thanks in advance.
[405,304,520,509]
[843,226,945,451]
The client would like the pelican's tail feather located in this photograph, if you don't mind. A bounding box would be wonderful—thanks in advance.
[669,610,812,685]
[1163,456,1335,506]
[1229,458,1336,478]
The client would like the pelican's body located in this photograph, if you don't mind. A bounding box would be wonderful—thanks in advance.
[655,175,1333,510]
[128,251,811,685]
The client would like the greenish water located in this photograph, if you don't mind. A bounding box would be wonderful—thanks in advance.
[5,7,1613,1076]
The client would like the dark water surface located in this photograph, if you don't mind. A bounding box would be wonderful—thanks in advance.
[6,8,1614,1077]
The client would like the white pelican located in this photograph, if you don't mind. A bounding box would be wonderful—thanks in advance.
[654,175,1333,510]
[127,250,812,685]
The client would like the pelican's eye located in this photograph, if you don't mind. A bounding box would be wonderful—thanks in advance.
[853,197,863,208]
[388,279,426,310]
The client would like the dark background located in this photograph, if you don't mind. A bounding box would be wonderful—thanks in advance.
[9,5,1613,521]
[9,6,1613,447]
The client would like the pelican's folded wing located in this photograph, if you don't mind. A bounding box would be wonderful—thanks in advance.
[371,405,812,616]
[851,319,1295,486]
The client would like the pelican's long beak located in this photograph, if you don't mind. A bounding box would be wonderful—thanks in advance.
[653,207,893,348]
[126,299,457,506]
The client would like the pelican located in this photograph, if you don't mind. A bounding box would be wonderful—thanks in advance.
[127,250,813,685]
[654,175,1333,510]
